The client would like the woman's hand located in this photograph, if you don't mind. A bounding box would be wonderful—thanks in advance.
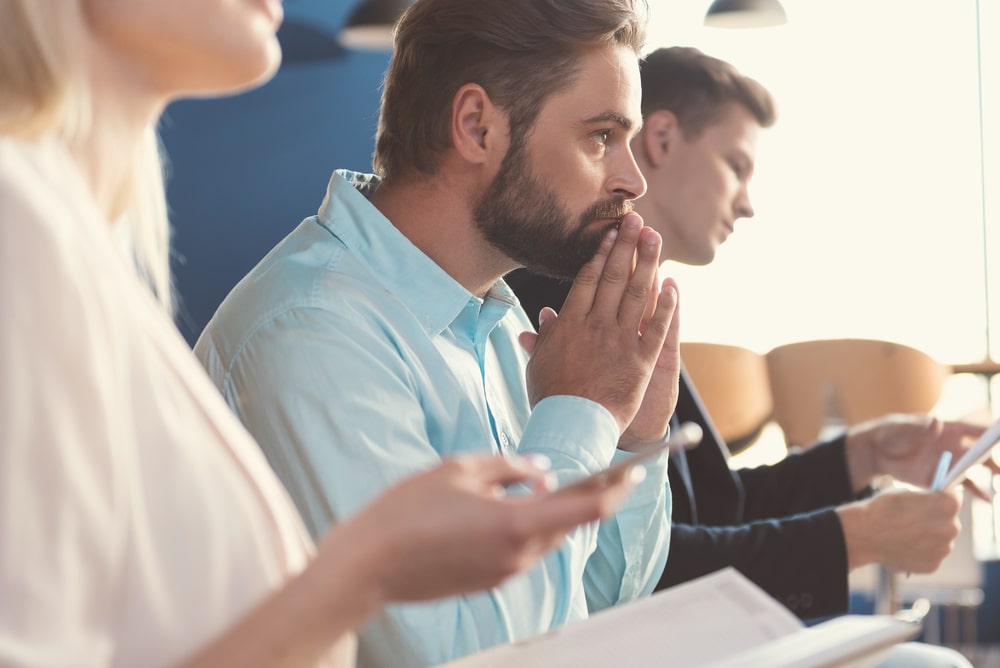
[320,454,641,605]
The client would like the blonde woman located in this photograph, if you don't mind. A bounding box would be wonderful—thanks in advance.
[0,1,641,666]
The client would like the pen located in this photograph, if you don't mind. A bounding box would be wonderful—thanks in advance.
[906,450,951,577]
[904,451,954,580]
[930,451,953,491]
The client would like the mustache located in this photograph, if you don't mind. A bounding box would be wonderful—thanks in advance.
[581,199,634,225]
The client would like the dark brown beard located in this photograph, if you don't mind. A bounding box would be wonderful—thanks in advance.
[473,142,632,280]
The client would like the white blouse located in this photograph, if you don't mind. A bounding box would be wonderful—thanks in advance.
[0,137,352,667]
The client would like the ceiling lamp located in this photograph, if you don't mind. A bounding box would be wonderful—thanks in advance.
[704,0,787,29]
[339,0,415,50]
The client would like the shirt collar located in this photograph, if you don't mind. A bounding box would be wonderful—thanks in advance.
[316,170,518,337]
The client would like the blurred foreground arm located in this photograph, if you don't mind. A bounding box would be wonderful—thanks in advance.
[180,455,640,668]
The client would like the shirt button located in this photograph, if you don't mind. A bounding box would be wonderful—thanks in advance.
[499,432,510,447]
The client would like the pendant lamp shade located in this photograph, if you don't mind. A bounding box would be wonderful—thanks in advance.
[339,0,415,50]
[704,0,787,28]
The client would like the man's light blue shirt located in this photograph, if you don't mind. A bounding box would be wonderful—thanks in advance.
[195,170,671,668]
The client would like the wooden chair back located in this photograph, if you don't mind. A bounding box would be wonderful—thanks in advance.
[765,338,949,448]
[680,342,774,454]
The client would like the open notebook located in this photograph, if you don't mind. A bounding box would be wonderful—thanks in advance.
[439,568,922,668]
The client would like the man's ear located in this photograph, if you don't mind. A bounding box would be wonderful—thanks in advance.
[451,83,504,165]
[638,109,680,169]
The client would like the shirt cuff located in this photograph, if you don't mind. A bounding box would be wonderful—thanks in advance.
[610,445,671,506]
[518,394,620,473]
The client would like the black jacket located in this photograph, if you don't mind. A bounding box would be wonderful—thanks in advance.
[506,269,861,619]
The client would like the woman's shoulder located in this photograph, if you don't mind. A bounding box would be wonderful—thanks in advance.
[0,135,116,335]
[0,135,94,240]
[0,135,114,270]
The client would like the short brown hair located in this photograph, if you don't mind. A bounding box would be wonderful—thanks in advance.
[640,46,776,139]
[373,0,647,181]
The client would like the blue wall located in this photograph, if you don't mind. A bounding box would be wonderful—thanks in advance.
[160,1,390,344]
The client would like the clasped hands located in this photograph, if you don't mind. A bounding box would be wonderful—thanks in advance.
[518,212,681,451]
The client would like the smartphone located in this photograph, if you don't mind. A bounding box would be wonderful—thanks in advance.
[555,422,703,494]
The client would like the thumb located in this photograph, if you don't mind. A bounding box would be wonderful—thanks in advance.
[519,307,559,356]
[538,306,558,329]
[518,331,539,356]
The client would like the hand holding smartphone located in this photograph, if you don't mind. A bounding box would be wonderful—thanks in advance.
[555,422,703,495]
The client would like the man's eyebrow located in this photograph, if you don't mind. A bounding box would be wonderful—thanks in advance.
[581,111,641,133]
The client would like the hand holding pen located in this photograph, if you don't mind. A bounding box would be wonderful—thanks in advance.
[902,450,955,579]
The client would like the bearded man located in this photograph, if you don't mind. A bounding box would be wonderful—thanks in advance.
[195,2,680,668]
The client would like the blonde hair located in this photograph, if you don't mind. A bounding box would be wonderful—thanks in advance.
[0,0,174,312]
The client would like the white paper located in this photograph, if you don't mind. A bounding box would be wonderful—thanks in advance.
[941,414,1000,488]
[708,615,919,668]
[438,568,919,668]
